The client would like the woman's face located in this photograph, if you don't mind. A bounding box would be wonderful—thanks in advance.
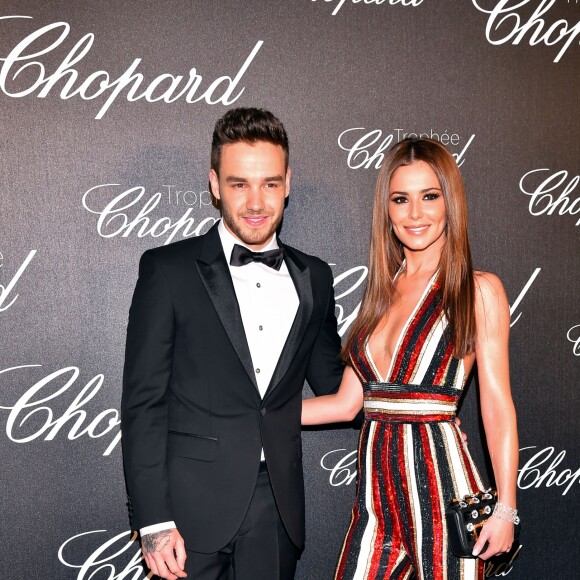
[388,160,447,254]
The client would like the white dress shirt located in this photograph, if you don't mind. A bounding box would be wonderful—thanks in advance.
[218,220,299,398]
[140,220,299,537]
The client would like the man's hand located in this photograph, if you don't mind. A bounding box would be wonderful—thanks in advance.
[141,528,187,579]
[455,416,468,444]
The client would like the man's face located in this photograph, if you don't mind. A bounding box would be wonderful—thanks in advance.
[209,141,290,250]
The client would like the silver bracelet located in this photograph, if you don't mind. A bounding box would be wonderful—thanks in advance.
[493,502,520,524]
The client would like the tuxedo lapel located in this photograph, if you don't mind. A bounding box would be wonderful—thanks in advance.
[265,245,313,398]
[195,226,259,394]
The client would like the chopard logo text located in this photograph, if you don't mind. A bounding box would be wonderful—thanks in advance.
[0,16,263,119]
[472,0,580,62]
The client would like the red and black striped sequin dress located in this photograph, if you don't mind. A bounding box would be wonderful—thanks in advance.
[335,273,486,580]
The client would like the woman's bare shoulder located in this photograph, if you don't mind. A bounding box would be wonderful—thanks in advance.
[473,270,509,315]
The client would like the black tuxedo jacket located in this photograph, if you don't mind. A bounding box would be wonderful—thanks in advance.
[121,223,343,553]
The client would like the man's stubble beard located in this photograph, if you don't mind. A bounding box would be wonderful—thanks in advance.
[221,205,283,248]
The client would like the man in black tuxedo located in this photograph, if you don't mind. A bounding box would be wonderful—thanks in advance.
[121,108,344,579]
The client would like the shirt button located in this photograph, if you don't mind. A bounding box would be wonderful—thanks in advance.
[256,282,261,288]
[259,325,263,331]
[256,368,261,374]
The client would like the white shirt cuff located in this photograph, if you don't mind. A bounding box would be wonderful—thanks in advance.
[140,521,176,536]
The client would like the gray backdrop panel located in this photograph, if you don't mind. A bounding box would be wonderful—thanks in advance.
[0,1,578,578]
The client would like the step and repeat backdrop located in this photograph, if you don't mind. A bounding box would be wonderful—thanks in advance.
[1,1,578,578]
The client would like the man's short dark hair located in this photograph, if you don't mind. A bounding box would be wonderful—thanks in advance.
[211,108,289,174]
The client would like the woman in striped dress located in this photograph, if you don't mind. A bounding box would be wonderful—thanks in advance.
[302,138,519,579]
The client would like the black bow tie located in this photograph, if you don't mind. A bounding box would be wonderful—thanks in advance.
[230,244,285,270]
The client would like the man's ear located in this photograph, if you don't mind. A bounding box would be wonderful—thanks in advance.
[285,167,291,198]
[209,169,220,200]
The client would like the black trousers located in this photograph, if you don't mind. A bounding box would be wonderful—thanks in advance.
[184,463,300,580]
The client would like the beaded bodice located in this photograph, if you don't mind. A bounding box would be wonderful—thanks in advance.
[350,272,466,423]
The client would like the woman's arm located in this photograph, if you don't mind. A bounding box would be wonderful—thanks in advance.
[471,272,519,559]
[302,365,364,425]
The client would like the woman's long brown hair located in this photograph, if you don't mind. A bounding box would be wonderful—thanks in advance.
[341,138,476,362]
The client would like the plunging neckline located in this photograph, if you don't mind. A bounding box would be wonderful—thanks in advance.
[365,264,440,383]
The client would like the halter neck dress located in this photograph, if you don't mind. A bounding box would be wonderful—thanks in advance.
[335,270,486,580]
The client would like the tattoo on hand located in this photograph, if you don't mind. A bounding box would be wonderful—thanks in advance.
[142,529,172,553]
